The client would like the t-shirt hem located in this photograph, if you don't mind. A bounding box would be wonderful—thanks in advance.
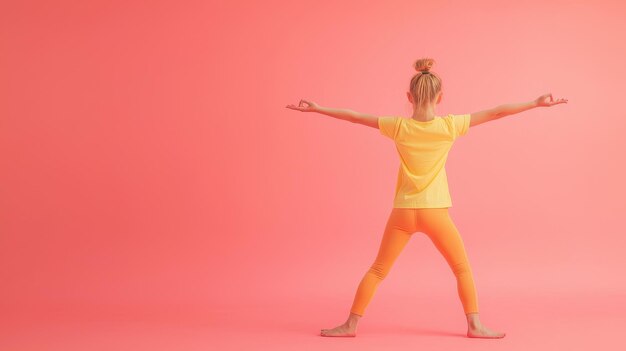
[392,203,452,208]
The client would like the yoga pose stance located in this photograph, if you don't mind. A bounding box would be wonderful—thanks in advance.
[285,58,568,339]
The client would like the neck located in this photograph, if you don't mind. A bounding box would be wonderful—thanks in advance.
[411,105,437,121]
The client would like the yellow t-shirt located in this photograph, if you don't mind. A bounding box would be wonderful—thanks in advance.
[378,114,471,208]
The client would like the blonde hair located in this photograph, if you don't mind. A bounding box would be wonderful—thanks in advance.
[409,58,442,108]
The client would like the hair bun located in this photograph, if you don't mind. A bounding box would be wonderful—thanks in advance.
[414,58,435,72]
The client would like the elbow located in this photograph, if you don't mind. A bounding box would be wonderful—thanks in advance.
[492,112,504,121]
[346,113,360,124]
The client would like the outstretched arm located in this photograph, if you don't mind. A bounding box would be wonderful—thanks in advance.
[469,93,568,127]
[286,99,379,129]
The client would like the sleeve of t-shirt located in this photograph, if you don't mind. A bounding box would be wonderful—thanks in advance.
[452,114,471,138]
[378,116,401,140]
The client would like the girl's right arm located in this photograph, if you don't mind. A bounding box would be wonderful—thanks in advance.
[469,93,568,127]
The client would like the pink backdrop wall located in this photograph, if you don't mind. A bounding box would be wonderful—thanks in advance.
[2,0,625,349]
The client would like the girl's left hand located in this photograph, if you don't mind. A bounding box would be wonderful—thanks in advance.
[534,93,568,107]
[285,99,319,112]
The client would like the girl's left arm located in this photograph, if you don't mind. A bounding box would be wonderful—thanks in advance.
[286,99,379,129]
[315,106,379,129]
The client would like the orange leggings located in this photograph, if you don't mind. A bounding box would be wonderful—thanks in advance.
[350,207,479,316]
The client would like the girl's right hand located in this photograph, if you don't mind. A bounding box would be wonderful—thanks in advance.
[534,93,568,107]
[285,99,320,112]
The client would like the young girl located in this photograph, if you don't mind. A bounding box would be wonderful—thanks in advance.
[285,58,567,339]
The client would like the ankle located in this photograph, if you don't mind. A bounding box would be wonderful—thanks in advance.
[347,313,361,327]
[466,313,481,329]
[468,322,482,330]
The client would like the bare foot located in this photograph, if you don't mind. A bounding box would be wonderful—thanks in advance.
[467,324,506,339]
[320,322,357,337]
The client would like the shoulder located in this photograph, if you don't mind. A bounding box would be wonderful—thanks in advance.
[442,114,471,138]
[441,113,454,122]
[440,114,454,128]
[378,115,403,123]
[378,116,404,128]
[378,116,404,139]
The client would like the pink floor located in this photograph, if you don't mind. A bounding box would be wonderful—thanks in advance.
[2,292,624,350]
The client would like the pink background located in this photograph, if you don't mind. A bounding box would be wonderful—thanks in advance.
[2,0,625,350]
